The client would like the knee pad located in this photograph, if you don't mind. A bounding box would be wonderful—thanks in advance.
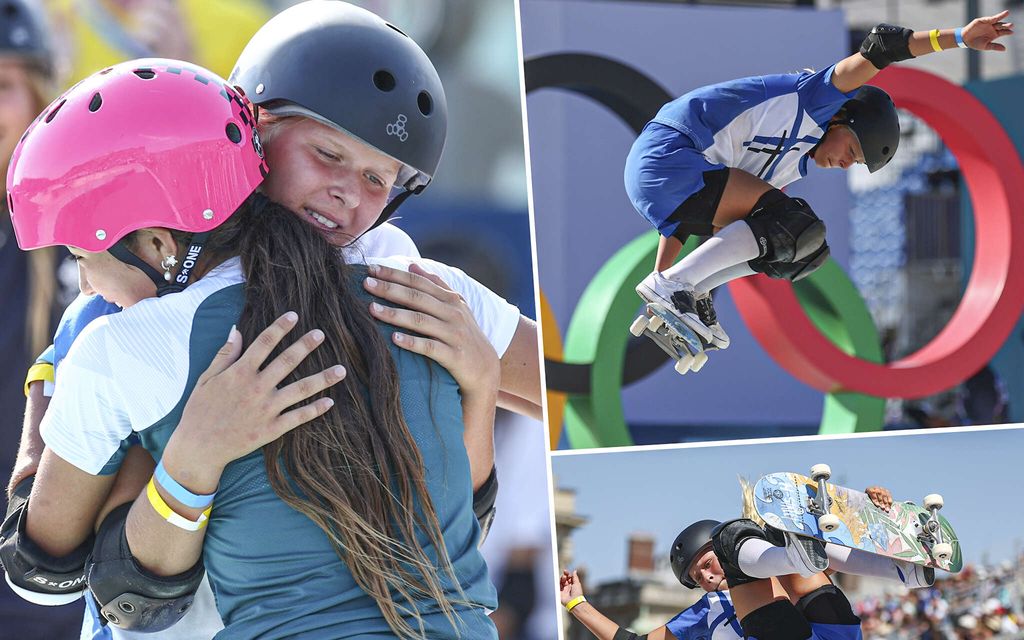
[740,600,813,640]
[796,584,860,626]
[711,519,768,588]
[0,477,91,605]
[744,194,826,266]
[87,503,205,631]
[755,242,831,282]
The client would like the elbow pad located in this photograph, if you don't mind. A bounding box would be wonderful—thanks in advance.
[87,503,205,631]
[859,24,915,70]
[0,477,91,605]
[613,628,648,640]
[473,466,498,547]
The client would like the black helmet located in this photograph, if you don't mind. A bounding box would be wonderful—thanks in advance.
[229,0,447,194]
[670,519,720,589]
[835,85,899,173]
[0,0,54,77]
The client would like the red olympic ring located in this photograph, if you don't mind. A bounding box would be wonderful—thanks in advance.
[732,66,1024,398]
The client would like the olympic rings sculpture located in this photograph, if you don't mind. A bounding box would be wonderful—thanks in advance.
[527,55,1024,449]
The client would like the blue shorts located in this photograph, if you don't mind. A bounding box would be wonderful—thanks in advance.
[807,622,863,640]
[624,121,727,239]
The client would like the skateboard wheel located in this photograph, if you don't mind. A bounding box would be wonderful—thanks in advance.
[649,316,664,332]
[923,494,944,510]
[674,356,693,375]
[629,316,649,337]
[809,464,832,481]
[818,513,841,533]
[690,351,709,373]
[932,543,953,562]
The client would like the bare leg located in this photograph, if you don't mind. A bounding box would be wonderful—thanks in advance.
[777,572,834,605]
[655,235,684,272]
[712,169,774,227]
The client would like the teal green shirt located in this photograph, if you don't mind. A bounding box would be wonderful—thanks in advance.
[41,259,497,639]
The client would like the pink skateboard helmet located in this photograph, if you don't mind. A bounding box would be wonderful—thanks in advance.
[8,58,267,253]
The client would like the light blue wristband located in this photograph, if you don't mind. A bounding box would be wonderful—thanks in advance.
[955,28,967,49]
[154,460,216,509]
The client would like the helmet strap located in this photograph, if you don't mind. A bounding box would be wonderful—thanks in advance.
[109,232,211,297]
[364,184,426,235]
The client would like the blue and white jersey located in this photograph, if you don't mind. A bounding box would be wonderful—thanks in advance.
[651,64,857,188]
[664,589,863,640]
[666,591,744,640]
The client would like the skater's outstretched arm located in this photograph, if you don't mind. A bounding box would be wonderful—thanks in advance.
[831,11,1013,94]
[561,569,673,640]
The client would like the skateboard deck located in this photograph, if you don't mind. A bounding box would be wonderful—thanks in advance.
[754,471,962,572]
[629,303,708,374]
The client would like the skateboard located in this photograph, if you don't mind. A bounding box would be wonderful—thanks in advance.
[753,465,962,573]
[629,303,709,375]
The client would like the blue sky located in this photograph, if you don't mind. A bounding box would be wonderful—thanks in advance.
[551,426,1024,584]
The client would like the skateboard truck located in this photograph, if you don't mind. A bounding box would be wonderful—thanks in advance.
[630,305,709,375]
[808,464,841,533]
[921,494,953,563]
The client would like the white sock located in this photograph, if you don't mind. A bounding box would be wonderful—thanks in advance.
[662,221,761,286]
[693,263,757,295]
[825,545,906,583]
[736,537,806,579]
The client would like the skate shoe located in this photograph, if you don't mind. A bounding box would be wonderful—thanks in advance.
[894,560,935,589]
[764,524,829,577]
[694,291,730,350]
[636,272,714,343]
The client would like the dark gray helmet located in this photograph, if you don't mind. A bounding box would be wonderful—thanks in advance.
[835,85,900,173]
[0,0,54,77]
[229,1,447,193]
[670,519,720,589]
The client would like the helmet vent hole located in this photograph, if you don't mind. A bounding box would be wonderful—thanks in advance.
[882,146,890,155]
[7,193,13,213]
[417,91,433,116]
[3,3,18,18]
[133,68,156,80]
[385,23,408,37]
[100,67,113,75]
[88,93,102,112]
[225,122,242,143]
[44,99,65,123]
[373,70,395,92]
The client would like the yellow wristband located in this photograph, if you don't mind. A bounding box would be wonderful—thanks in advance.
[929,29,943,52]
[565,595,587,612]
[24,362,54,397]
[146,478,212,531]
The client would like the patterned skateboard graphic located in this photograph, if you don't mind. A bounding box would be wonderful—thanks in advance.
[645,303,704,357]
[753,472,962,572]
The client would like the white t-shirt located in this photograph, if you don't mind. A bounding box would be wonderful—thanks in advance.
[342,222,420,262]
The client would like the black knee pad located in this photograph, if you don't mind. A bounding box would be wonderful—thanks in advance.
[740,600,813,640]
[711,519,768,588]
[756,242,830,282]
[745,194,826,267]
[795,584,860,626]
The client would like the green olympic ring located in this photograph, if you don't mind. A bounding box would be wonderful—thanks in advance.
[560,231,885,448]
